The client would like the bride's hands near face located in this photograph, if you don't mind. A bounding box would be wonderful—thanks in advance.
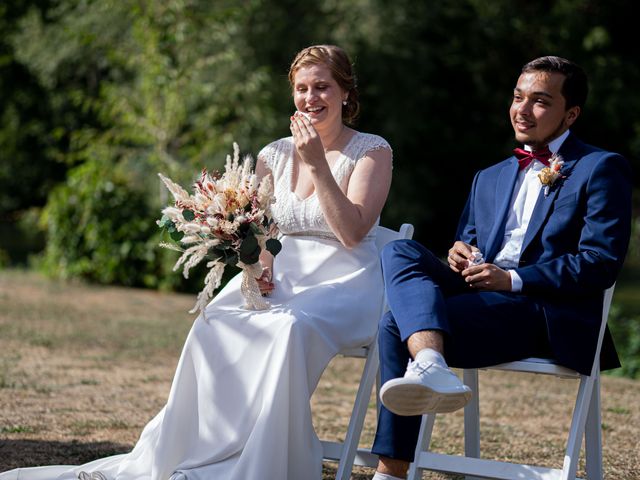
[290,112,326,168]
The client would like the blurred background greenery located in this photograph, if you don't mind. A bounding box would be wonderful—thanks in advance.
[1,0,638,376]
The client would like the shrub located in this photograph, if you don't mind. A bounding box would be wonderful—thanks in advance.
[608,305,640,380]
[39,160,176,289]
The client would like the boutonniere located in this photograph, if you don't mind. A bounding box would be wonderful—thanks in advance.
[538,154,565,196]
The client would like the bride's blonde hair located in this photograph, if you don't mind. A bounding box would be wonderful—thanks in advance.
[288,45,360,125]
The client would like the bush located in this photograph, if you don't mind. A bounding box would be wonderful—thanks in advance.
[39,160,179,289]
[608,305,640,380]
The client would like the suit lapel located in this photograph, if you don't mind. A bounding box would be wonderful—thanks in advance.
[520,134,581,255]
[485,158,519,262]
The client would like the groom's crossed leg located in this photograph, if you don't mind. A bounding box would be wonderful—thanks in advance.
[371,239,550,471]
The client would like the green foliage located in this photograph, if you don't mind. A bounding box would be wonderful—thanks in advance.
[11,0,280,284]
[608,306,640,379]
[266,238,282,256]
[0,1,67,219]
[607,266,640,379]
[6,0,637,263]
[238,234,260,264]
[336,0,640,249]
[39,159,166,288]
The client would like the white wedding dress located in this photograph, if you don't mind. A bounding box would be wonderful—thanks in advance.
[1,132,391,480]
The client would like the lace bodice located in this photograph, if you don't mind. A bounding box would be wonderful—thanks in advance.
[258,132,392,240]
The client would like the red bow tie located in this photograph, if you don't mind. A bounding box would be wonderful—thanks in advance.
[513,146,553,170]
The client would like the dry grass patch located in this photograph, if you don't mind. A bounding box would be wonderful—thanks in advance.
[1,270,639,479]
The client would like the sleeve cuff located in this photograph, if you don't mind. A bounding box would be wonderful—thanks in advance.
[509,270,523,292]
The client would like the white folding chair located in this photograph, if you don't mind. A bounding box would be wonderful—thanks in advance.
[408,284,616,480]
[321,223,414,480]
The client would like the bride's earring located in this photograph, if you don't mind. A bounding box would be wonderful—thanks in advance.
[342,100,347,106]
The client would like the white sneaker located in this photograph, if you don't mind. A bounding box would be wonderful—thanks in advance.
[380,360,472,416]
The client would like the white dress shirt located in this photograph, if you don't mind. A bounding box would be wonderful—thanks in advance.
[494,130,570,291]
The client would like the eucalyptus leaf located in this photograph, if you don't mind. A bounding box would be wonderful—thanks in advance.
[159,217,176,232]
[207,247,223,261]
[249,222,262,235]
[239,246,261,265]
[238,222,250,235]
[182,209,195,221]
[266,238,282,256]
[158,214,170,226]
[239,234,258,255]
[223,252,238,266]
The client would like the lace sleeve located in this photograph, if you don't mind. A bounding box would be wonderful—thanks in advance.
[257,139,283,172]
[348,133,393,168]
[361,134,392,161]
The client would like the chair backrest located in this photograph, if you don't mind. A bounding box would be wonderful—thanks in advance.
[375,223,415,253]
[375,224,414,315]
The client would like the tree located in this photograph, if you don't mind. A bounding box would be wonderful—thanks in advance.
[11,0,279,285]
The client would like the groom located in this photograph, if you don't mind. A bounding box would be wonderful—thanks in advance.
[370,56,632,479]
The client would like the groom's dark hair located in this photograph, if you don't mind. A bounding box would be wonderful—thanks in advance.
[522,56,588,110]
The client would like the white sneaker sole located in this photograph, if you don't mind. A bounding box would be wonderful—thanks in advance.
[380,378,472,416]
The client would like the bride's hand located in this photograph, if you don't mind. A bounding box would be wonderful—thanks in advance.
[290,112,326,168]
[256,266,274,296]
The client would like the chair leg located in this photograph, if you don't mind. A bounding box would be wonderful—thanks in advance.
[408,369,481,480]
[561,375,596,480]
[407,414,436,480]
[585,375,603,480]
[334,342,380,480]
[463,369,482,480]
[463,369,480,457]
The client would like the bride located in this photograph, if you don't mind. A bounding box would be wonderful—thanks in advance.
[1,44,393,480]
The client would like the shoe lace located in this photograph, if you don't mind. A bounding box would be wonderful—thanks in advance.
[407,360,436,376]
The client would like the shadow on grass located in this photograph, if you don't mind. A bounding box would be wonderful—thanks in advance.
[0,439,131,471]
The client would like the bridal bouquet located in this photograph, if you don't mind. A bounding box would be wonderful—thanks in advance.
[157,143,282,313]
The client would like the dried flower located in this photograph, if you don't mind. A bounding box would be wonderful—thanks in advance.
[538,154,565,196]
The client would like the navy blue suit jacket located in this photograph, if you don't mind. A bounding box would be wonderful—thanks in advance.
[456,133,632,374]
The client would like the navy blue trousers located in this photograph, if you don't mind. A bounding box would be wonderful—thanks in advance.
[371,239,551,462]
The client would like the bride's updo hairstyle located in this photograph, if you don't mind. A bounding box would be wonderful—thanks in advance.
[288,45,360,126]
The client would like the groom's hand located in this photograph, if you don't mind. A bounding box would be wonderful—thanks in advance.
[447,241,480,273]
[462,263,512,291]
